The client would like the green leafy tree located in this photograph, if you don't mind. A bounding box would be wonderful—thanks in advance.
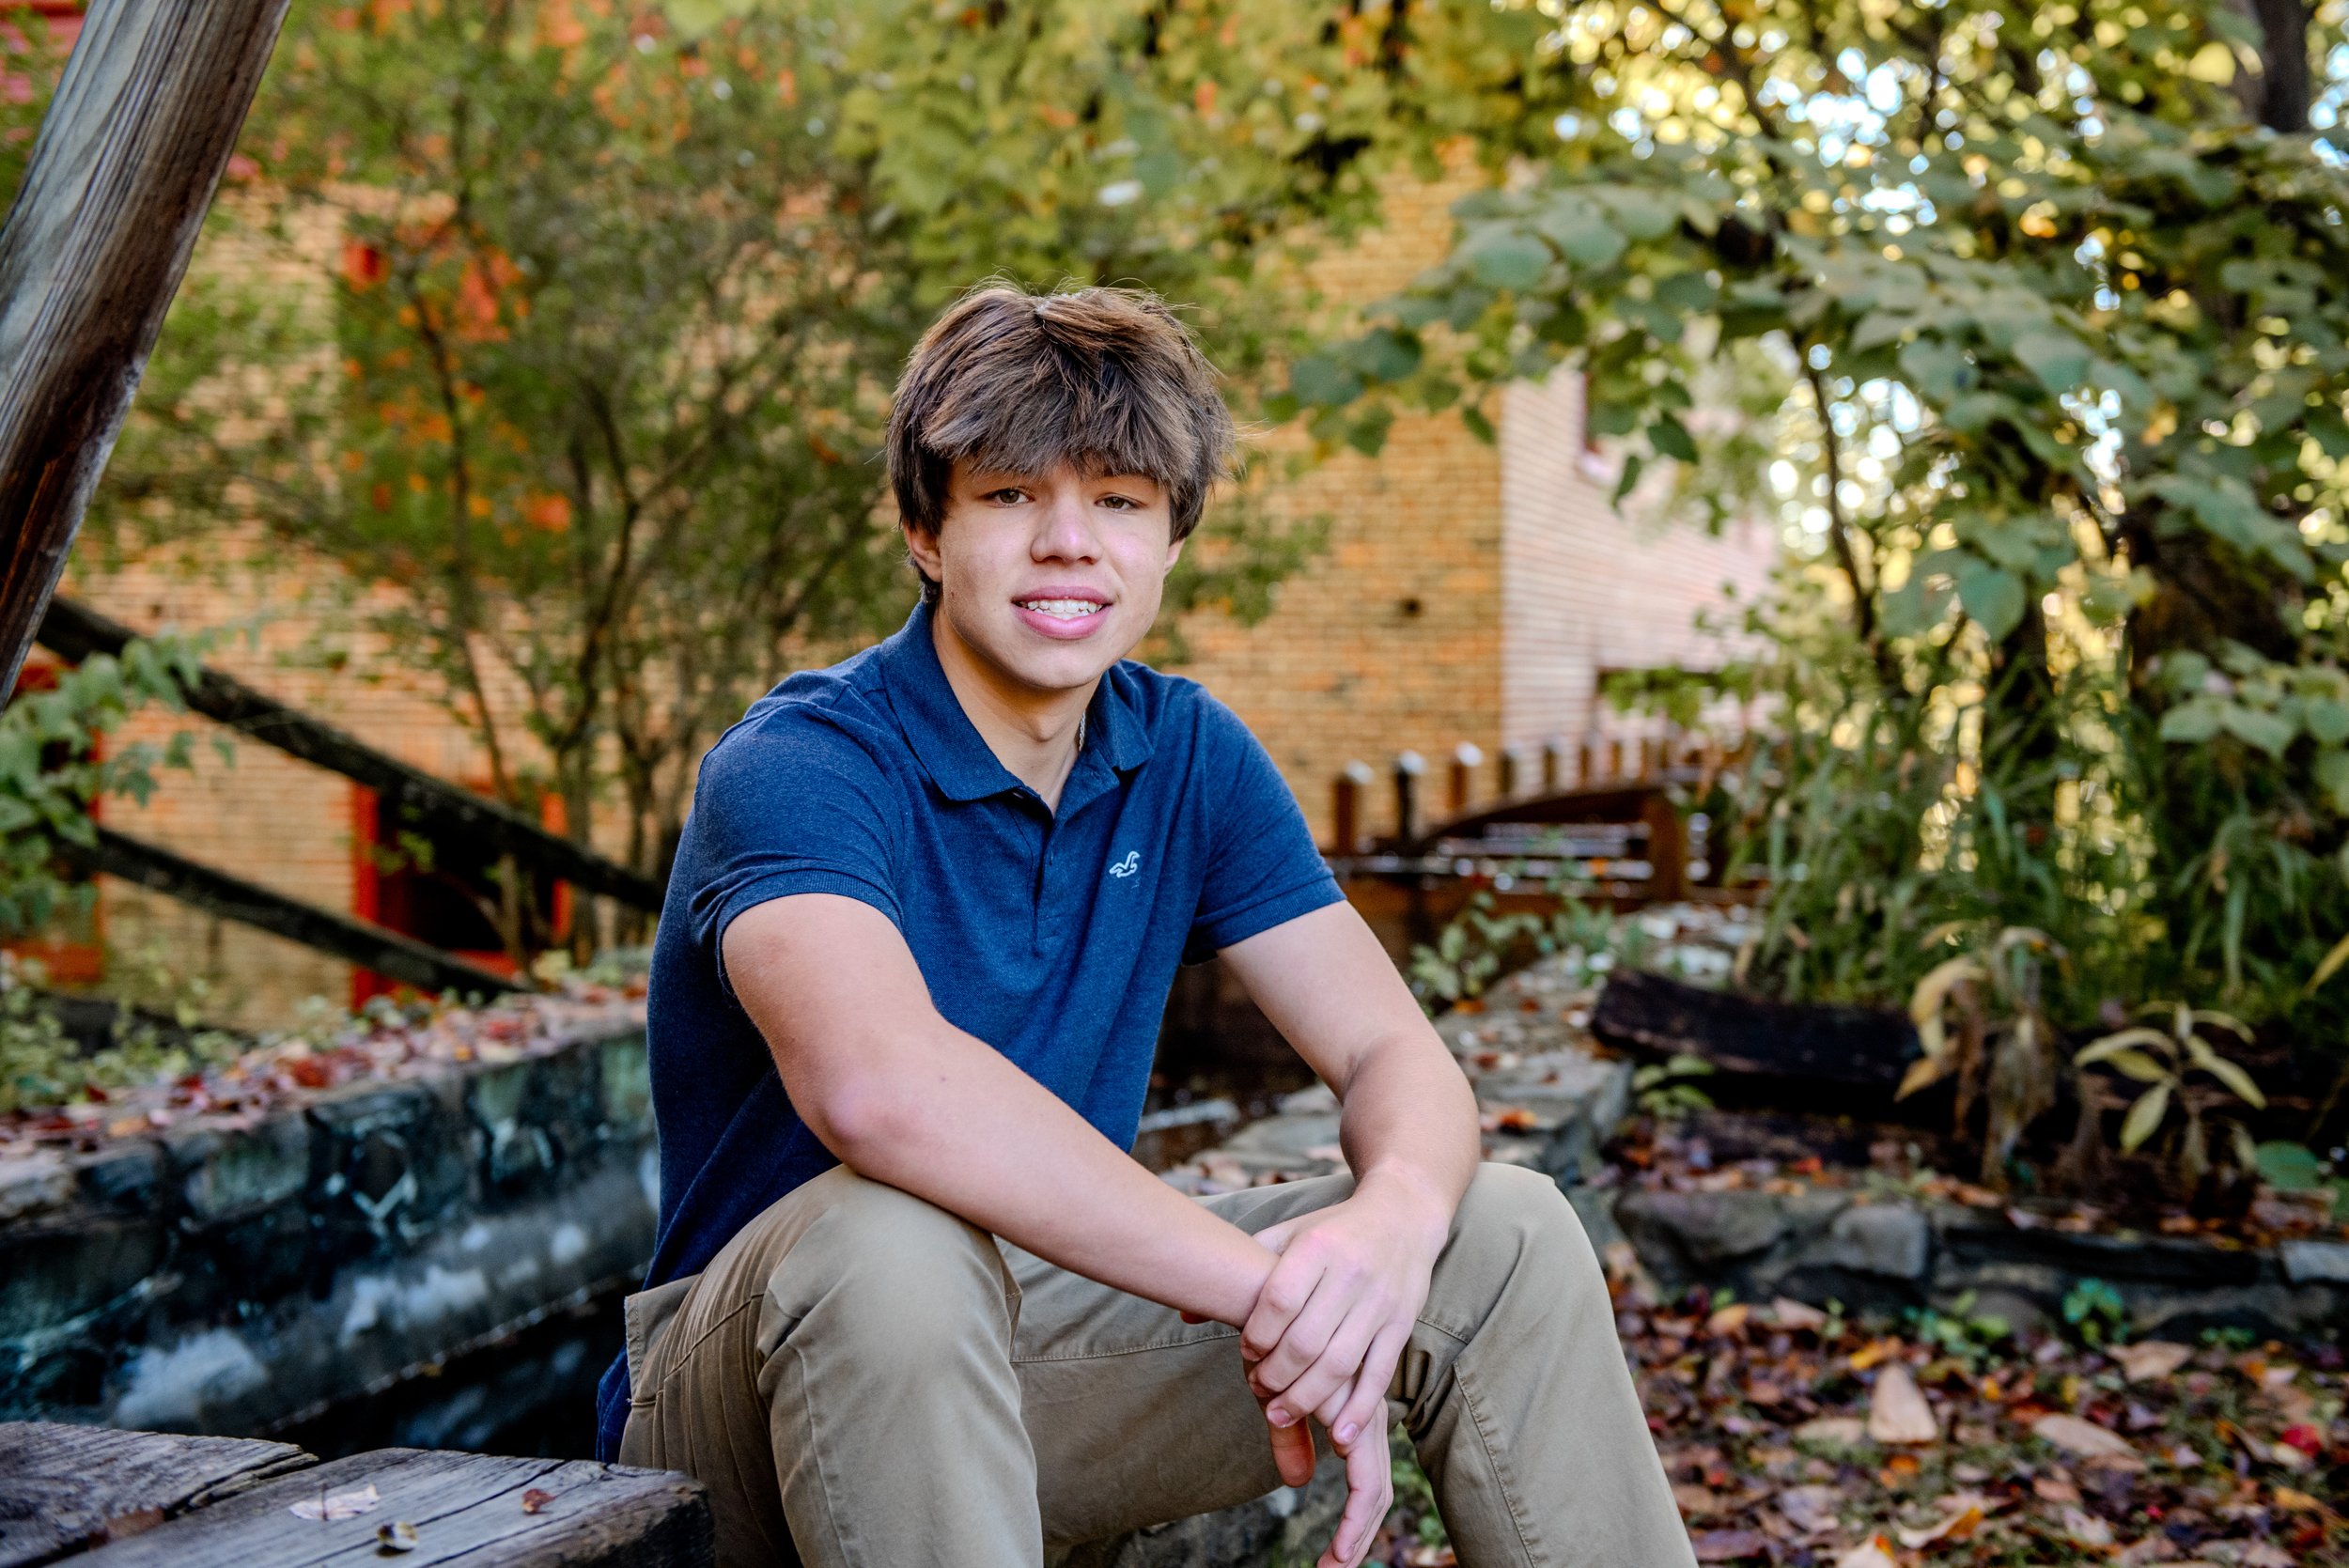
[1298,0,2349,1115]
[94,0,1428,936]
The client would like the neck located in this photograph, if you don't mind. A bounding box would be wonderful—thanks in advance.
[928,607,1094,811]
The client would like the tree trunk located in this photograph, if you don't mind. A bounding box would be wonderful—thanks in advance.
[0,0,291,699]
[2240,0,2312,132]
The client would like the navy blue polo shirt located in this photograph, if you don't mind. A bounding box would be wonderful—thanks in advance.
[594,599,1342,1458]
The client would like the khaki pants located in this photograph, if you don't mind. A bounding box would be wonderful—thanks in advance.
[618,1162,1692,1568]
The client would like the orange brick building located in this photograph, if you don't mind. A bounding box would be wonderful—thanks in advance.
[49,166,1778,1026]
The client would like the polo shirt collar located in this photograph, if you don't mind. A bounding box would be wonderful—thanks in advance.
[877,600,1153,804]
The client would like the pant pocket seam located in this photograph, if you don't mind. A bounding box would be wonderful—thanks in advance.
[646,1293,766,1404]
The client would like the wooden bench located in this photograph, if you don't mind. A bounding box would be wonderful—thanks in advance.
[0,1424,711,1568]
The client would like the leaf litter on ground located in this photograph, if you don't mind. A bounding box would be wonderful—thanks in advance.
[1376,1275,2346,1566]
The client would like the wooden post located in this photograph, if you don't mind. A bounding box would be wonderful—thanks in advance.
[1447,742,1481,816]
[1498,746,1521,801]
[1641,790,1686,903]
[1541,738,1563,793]
[0,0,291,698]
[1392,751,1424,849]
[1331,760,1372,856]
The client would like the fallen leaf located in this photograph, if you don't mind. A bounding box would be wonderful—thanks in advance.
[1771,1297,1829,1331]
[2110,1341,2194,1382]
[2239,1544,2296,1566]
[2272,1485,2323,1513]
[2032,1476,2081,1504]
[2032,1413,2135,1461]
[1868,1363,1939,1445]
[521,1488,555,1514]
[1706,1303,1752,1335]
[1691,1528,1769,1560]
[376,1520,419,1554]
[2058,1505,2114,1547]
[1848,1339,1901,1372]
[1794,1416,1868,1447]
[289,1484,381,1522]
[1832,1534,1898,1568]
[1774,1483,1843,1535]
[1896,1502,1983,1548]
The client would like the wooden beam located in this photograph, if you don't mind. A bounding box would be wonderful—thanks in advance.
[0,0,293,701]
[39,597,664,910]
[65,824,526,996]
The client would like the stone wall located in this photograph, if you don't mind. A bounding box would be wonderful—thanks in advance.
[0,1016,655,1435]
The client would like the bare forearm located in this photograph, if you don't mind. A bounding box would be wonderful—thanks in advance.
[1334,1029,1480,1241]
[823,1022,1271,1325]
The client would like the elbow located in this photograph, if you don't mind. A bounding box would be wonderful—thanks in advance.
[805,1064,922,1171]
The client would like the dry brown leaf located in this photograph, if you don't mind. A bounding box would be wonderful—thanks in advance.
[1706,1303,1752,1335]
[2109,1341,2195,1382]
[2058,1505,2113,1547]
[1895,1502,1983,1549]
[1773,1483,1843,1536]
[1793,1416,1867,1447]
[2031,1412,2135,1460]
[1867,1363,1939,1445]
[376,1521,419,1554]
[1690,1528,1769,1561]
[1831,1534,1898,1568]
[1848,1339,1901,1372]
[2031,1476,2081,1504]
[521,1488,555,1514]
[1770,1297,1829,1331]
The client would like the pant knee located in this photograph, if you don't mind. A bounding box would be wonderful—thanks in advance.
[771,1169,1010,1343]
[1441,1163,1607,1310]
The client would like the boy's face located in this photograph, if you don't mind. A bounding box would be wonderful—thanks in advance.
[908,459,1183,697]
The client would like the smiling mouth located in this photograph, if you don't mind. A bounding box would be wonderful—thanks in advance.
[1017,597,1109,619]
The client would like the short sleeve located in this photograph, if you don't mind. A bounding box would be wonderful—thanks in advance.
[1185,697,1345,962]
[678,712,904,993]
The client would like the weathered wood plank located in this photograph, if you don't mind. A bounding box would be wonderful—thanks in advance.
[63,825,525,996]
[69,1449,710,1568]
[39,598,663,911]
[1592,968,1921,1093]
[0,1423,313,1568]
[0,0,292,699]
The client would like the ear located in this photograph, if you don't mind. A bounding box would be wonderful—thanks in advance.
[1162,530,1187,574]
[904,519,943,582]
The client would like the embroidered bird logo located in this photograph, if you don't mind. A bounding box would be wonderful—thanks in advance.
[1107,850,1141,878]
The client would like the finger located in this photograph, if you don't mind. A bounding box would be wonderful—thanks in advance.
[1251,1275,1355,1405]
[1267,1405,1316,1487]
[1239,1250,1325,1367]
[1320,1422,1391,1568]
[1325,1316,1412,1449]
[1268,1298,1382,1429]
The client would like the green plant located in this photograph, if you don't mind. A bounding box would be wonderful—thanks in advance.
[1408,886,1649,1011]
[1901,926,2070,1187]
[1906,1293,2014,1367]
[2061,1278,2130,1348]
[1632,1053,1717,1120]
[2076,1002,2267,1193]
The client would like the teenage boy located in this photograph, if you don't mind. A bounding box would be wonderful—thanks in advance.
[594,284,1693,1568]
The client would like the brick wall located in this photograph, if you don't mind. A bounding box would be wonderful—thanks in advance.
[1495,372,1779,779]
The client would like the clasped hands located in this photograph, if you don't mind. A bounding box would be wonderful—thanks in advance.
[1232,1172,1451,1568]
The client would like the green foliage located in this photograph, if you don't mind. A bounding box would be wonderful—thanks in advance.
[0,955,245,1115]
[99,0,1416,891]
[1631,1051,1716,1118]
[2060,1277,2130,1347]
[1407,886,1646,1010]
[0,638,210,936]
[1281,0,2349,1129]
[2077,1001,2267,1192]
[1906,1291,2014,1368]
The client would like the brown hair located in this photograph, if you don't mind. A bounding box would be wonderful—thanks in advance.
[887,283,1236,602]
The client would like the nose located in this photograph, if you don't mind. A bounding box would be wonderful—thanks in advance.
[1033,485,1101,564]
